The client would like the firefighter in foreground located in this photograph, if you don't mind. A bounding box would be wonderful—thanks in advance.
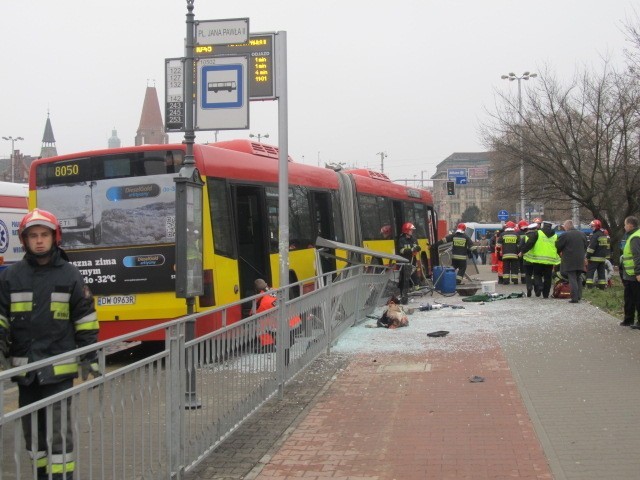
[438,223,474,284]
[0,209,100,480]
[585,219,611,289]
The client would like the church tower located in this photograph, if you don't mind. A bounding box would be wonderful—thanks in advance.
[108,128,121,148]
[135,83,168,146]
[40,111,58,158]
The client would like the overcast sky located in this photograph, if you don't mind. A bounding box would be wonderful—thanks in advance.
[1,0,636,182]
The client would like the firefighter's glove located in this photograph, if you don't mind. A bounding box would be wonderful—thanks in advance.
[412,245,421,253]
[79,356,102,381]
[0,337,10,370]
[0,351,10,370]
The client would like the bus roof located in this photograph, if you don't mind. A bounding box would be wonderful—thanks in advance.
[345,169,434,204]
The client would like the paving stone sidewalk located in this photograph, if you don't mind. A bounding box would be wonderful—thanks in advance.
[185,266,640,479]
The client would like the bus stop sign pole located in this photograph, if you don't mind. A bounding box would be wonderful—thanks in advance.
[175,0,204,410]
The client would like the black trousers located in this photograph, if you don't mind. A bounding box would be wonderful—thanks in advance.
[19,379,74,480]
[452,259,467,284]
[623,279,640,324]
[502,258,520,284]
[532,264,554,298]
[586,261,606,289]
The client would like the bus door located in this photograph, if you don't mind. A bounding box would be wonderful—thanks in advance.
[311,191,336,274]
[234,185,271,302]
[392,201,404,249]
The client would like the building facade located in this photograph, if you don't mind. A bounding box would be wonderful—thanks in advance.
[429,152,493,231]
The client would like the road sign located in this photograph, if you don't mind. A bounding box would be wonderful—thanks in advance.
[447,168,467,180]
[455,176,467,185]
[195,56,249,131]
[195,18,249,45]
[498,210,509,221]
[165,58,185,132]
[195,32,276,100]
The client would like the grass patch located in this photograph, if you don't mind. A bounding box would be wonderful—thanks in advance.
[582,277,625,320]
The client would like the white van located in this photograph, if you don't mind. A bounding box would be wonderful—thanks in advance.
[462,222,504,242]
[0,181,28,271]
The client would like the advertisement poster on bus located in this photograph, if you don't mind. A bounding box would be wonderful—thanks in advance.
[36,174,177,294]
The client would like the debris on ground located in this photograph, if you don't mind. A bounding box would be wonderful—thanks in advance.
[427,330,449,337]
[462,292,525,302]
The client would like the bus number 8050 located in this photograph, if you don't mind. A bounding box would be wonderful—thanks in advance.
[54,164,79,177]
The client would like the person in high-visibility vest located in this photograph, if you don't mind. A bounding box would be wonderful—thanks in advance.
[254,279,302,350]
[521,221,561,298]
[620,216,640,328]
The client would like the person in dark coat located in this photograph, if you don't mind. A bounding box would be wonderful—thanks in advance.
[555,219,588,303]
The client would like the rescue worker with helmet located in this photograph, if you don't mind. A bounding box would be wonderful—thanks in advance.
[439,223,473,284]
[497,221,520,285]
[520,221,540,296]
[521,220,561,298]
[517,220,529,284]
[397,222,421,302]
[585,219,611,289]
[620,216,640,327]
[0,209,99,480]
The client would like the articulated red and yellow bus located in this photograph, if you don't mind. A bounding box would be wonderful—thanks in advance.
[29,140,438,340]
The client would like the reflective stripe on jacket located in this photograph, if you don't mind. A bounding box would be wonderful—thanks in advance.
[0,248,98,385]
[586,229,610,262]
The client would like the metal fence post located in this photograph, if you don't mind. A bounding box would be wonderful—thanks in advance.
[167,323,185,479]
[324,273,333,356]
[352,266,362,326]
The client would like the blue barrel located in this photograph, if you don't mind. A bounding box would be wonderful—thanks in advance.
[433,266,456,293]
[441,268,457,293]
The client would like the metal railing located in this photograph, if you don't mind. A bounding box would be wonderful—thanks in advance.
[0,264,393,479]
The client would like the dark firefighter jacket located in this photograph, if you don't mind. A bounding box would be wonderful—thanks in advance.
[0,248,99,385]
[497,229,520,260]
[442,232,473,261]
[397,234,420,261]
[586,229,610,262]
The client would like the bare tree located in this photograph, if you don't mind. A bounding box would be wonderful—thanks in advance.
[482,63,640,258]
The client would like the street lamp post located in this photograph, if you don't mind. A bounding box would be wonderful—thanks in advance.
[376,151,387,173]
[249,133,269,143]
[2,136,24,183]
[501,71,537,221]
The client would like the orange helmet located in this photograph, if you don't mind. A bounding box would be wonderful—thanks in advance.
[18,209,62,247]
[402,222,416,235]
[590,219,602,230]
[533,218,542,224]
[456,223,466,231]
[505,221,516,229]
